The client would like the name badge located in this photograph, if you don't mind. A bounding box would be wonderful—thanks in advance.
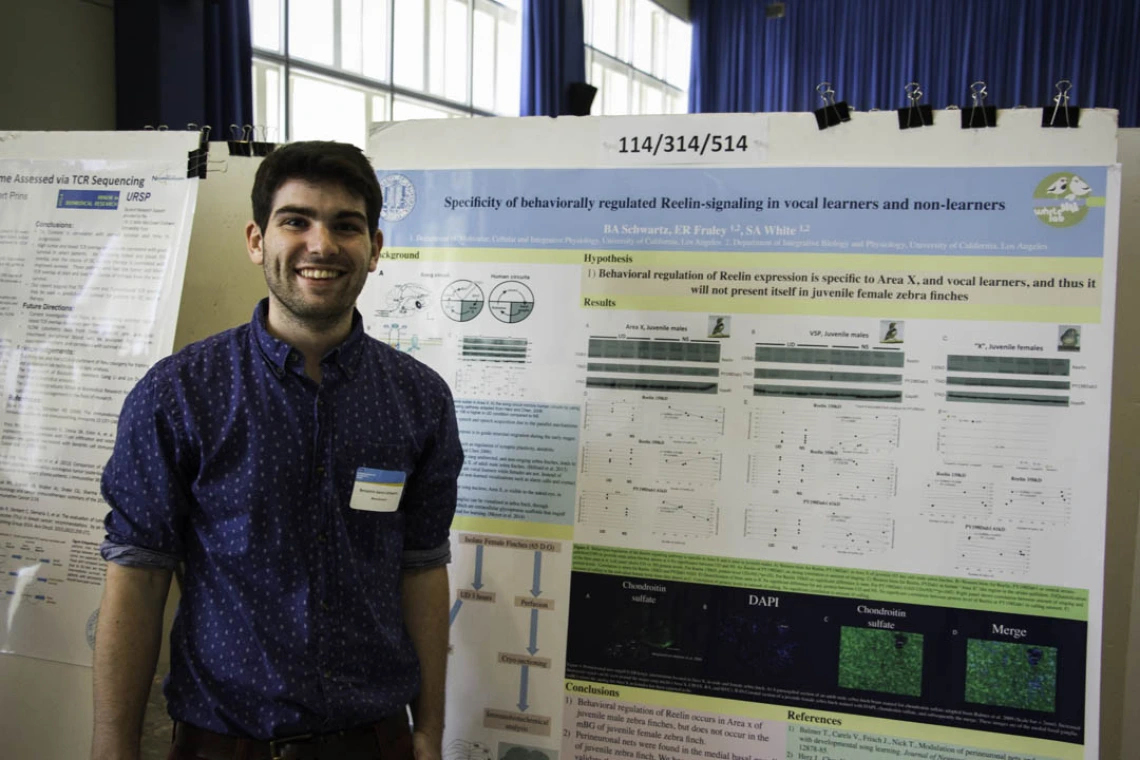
[350,468,406,512]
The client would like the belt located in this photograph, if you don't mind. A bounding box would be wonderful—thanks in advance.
[171,712,412,760]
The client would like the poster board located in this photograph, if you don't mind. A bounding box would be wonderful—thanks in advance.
[0,130,200,664]
[0,118,1136,760]
[366,111,1122,760]
[0,130,200,758]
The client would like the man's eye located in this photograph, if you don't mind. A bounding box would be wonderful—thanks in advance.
[281,217,307,228]
[337,223,364,233]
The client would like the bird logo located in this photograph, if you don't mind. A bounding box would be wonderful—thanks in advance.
[1034,171,1100,228]
[1066,175,1091,199]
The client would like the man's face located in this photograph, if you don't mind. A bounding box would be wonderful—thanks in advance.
[246,178,382,330]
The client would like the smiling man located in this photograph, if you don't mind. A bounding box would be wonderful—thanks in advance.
[92,142,463,760]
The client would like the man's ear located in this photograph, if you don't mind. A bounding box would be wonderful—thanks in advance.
[368,228,383,272]
[246,221,265,265]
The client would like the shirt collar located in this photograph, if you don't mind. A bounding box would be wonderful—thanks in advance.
[251,298,366,380]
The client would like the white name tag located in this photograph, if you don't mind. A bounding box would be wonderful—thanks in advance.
[350,467,406,512]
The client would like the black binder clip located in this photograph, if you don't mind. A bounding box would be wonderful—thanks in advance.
[897,82,933,130]
[1042,79,1080,128]
[961,81,996,129]
[813,82,850,130]
[250,125,277,157]
[186,124,211,179]
[228,124,253,157]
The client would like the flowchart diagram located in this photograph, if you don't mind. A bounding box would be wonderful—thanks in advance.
[446,532,569,760]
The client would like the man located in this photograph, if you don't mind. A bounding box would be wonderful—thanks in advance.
[92,141,463,760]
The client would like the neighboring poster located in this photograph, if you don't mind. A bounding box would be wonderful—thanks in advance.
[363,150,1117,760]
[0,157,197,665]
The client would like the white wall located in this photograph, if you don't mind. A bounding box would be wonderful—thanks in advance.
[0,0,116,131]
[1114,130,1140,757]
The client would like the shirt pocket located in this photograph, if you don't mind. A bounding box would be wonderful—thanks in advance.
[342,442,414,503]
[342,436,415,477]
[346,508,406,563]
[341,444,412,564]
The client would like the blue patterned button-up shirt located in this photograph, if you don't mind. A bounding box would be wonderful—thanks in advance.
[100,300,463,739]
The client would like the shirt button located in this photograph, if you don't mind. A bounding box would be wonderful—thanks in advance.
[320,601,330,611]
[315,465,325,476]
[317,533,326,543]
[323,670,333,679]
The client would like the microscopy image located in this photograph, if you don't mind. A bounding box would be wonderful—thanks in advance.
[965,640,1058,712]
[566,572,710,673]
[499,744,556,760]
[715,613,802,682]
[602,601,681,662]
[837,627,924,697]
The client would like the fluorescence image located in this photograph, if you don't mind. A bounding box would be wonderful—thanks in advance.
[837,627,924,697]
[568,573,709,669]
[602,603,680,662]
[499,744,556,760]
[717,613,801,681]
[965,640,1057,712]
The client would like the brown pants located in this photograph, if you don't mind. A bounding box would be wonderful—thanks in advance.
[167,715,415,760]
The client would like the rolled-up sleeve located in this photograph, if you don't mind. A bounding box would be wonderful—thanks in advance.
[400,380,464,570]
[100,370,193,570]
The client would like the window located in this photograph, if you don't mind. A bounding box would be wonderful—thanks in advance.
[583,0,690,116]
[251,0,522,146]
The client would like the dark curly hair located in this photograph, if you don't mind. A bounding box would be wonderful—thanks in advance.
[251,141,382,236]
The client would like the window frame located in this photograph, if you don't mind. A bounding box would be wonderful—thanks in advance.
[582,0,689,116]
[251,0,521,142]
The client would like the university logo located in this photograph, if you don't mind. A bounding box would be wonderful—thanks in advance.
[1032,172,1102,228]
[379,173,416,222]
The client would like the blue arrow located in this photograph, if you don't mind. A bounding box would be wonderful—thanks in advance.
[530,551,542,597]
[517,664,530,712]
[472,544,484,590]
[527,608,539,655]
[449,599,463,626]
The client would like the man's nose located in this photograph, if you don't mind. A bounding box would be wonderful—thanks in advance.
[306,224,337,255]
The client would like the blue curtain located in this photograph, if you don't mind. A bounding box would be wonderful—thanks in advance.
[204,1,254,133]
[521,0,586,116]
[116,0,252,132]
[690,0,1140,127]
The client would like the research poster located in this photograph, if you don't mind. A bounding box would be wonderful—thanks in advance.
[365,119,1118,760]
[0,155,197,665]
